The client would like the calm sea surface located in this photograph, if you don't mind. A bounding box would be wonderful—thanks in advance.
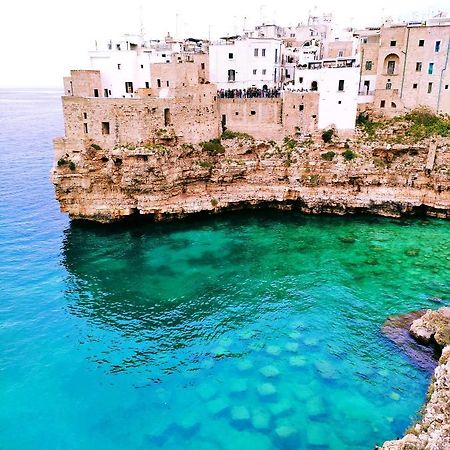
[1,89,449,450]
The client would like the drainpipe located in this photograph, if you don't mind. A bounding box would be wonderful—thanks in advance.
[437,38,450,113]
[400,27,410,100]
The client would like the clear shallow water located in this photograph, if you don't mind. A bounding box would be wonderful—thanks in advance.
[0,89,449,450]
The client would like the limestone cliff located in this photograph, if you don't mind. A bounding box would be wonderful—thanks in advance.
[381,308,450,450]
[52,135,450,222]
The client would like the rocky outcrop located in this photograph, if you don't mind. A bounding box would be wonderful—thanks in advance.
[381,308,450,450]
[52,136,450,222]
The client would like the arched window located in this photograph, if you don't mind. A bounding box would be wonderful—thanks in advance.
[384,53,400,75]
[311,81,318,91]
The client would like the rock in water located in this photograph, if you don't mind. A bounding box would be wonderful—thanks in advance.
[259,365,280,378]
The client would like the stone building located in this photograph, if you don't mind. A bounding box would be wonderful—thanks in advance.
[370,18,450,116]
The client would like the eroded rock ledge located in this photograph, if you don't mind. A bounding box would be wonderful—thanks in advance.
[381,308,450,450]
[52,136,450,222]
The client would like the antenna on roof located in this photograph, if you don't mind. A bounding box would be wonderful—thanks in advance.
[139,4,145,41]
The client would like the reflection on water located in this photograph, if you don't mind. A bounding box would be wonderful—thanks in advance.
[58,212,450,449]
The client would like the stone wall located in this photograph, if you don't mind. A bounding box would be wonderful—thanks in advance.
[60,84,220,148]
[217,98,284,140]
[282,91,319,136]
[64,70,103,98]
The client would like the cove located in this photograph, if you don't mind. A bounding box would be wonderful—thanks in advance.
[1,90,449,450]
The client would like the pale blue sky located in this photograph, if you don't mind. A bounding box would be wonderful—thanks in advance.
[0,0,448,87]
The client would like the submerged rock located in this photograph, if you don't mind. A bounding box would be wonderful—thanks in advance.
[257,383,277,397]
[230,405,251,422]
[259,365,280,378]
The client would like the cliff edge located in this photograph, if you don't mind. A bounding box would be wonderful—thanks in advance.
[52,132,450,223]
[381,308,450,450]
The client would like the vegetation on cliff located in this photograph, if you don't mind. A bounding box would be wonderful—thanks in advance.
[357,108,450,144]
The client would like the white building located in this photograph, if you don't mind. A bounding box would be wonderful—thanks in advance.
[287,58,360,130]
[88,35,182,98]
[209,37,283,90]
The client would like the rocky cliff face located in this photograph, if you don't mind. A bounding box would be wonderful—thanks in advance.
[381,308,450,450]
[52,135,450,222]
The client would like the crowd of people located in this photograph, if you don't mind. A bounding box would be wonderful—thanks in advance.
[217,87,281,99]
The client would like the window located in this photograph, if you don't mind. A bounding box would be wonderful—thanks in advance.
[299,77,303,83]
[338,50,344,57]
[164,108,171,127]
[338,100,342,104]
[253,69,257,75]
[145,81,149,88]
[93,89,99,97]
[227,69,235,82]
[83,112,87,120]
[109,90,111,95]
[254,48,259,57]
[362,37,368,44]
[416,62,422,72]
[428,63,434,74]
[386,82,392,90]
[419,39,424,47]
[275,49,278,63]
[428,82,433,93]
[235,112,239,115]
[390,40,396,46]
[435,41,441,52]
[157,79,161,88]
[140,64,144,69]
[104,89,109,97]
[228,53,234,59]
[250,110,256,116]
[125,82,133,93]
[391,102,396,108]
[338,80,345,91]
[83,123,88,133]
[201,63,205,69]
[262,49,266,56]
[166,81,169,87]
[311,81,318,91]
[365,61,373,70]
[117,64,121,70]
[299,104,304,111]
[262,69,266,75]
[380,100,386,108]
[387,60,396,75]
[413,83,418,89]
[101,122,110,135]
[446,85,449,90]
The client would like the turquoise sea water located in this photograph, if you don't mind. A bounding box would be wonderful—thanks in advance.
[1,89,449,450]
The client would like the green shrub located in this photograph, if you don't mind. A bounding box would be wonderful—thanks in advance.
[283,136,298,149]
[342,149,357,161]
[221,130,254,141]
[201,139,225,155]
[211,198,219,207]
[373,158,385,168]
[197,160,214,169]
[57,158,75,170]
[321,129,334,143]
[91,143,102,151]
[321,151,336,161]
